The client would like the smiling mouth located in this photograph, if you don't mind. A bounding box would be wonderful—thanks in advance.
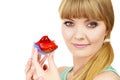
[73,43,89,48]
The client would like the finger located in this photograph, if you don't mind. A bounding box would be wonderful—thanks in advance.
[33,72,38,80]
[38,53,41,62]
[48,52,57,70]
[40,55,48,65]
[38,76,44,80]
[32,47,41,63]
[26,66,34,80]
[33,73,44,80]
[25,58,32,73]
[32,48,38,63]
[32,46,35,55]
[32,48,43,75]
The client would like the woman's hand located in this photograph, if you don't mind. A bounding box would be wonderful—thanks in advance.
[32,48,61,80]
[25,47,48,80]
[25,58,34,80]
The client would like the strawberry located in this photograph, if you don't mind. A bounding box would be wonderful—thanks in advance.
[34,35,58,54]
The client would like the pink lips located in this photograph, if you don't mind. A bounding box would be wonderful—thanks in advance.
[73,43,89,48]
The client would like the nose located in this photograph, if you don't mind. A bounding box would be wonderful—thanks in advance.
[74,29,86,40]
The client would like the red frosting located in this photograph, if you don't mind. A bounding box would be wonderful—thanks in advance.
[35,35,58,53]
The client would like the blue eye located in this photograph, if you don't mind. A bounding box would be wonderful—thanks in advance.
[64,21,74,27]
[87,22,98,28]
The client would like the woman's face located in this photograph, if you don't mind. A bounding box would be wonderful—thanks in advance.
[61,18,107,57]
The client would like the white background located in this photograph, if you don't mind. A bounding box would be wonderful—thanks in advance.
[0,0,120,80]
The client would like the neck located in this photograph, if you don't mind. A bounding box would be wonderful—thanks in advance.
[71,56,92,75]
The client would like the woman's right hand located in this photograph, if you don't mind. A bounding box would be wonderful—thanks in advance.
[25,47,48,80]
[32,48,61,80]
[25,58,34,80]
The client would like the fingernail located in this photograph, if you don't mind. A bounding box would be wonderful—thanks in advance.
[43,64,48,70]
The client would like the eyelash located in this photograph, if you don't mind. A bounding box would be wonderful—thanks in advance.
[63,20,98,28]
[87,22,98,28]
[64,21,74,27]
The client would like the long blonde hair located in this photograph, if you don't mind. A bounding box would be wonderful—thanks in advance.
[59,0,114,79]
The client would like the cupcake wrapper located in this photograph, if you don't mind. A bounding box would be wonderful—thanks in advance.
[33,43,46,55]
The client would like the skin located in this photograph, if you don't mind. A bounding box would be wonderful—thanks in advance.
[61,18,107,57]
[25,48,60,80]
[25,18,120,80]
[61,18,108,74]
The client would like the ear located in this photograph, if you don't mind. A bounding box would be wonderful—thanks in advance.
[105,30,110,39]
[105,30,109,35]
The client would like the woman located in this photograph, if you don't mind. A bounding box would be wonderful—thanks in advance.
[25,0,120,80]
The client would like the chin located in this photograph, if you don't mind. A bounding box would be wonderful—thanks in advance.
[72,51,94,58]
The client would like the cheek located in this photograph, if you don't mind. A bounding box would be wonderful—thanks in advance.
[88,30,106,43]
[62,27,74,40]
[86,30,106,56]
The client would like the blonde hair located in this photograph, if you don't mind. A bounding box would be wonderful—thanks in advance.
[59,0,114,79]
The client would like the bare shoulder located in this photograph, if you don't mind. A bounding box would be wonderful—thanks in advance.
[58,66,68,74]
[94,71,120,80]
